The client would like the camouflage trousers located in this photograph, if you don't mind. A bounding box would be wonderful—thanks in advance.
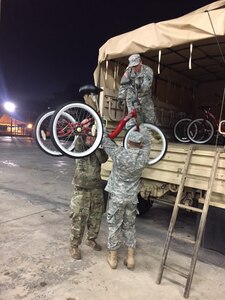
[126,93,156,128]
[69,187,104,248]
[107,193,138,250]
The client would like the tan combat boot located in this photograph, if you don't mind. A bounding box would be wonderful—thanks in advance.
[70,246,81,260]
[85,239,102,251]
[107,251,118,269]
[124,247,135,270]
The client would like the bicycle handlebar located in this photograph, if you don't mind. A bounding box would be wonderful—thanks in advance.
[107,109,138,139]
[199,105,211,111]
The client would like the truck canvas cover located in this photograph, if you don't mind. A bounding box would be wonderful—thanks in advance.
[95,0,225,92]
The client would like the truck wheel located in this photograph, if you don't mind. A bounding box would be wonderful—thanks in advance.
[137,193,153,216]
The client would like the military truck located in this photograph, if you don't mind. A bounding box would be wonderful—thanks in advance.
[94,1,225,215]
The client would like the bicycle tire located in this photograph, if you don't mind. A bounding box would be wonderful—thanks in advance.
[34,110,63,156]
[50,102,103,158]
[173,118,192,143]
[187,118,214,144]
[123,123,168,165]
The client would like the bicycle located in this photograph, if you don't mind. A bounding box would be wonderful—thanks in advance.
[35,85,168,165]
[186,105,224,144]
[174,105,225,144]
[34,88,102,157]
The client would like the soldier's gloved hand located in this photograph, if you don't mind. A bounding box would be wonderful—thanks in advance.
[117,98,124,109]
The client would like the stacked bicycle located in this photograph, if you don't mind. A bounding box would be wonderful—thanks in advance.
[34,84,167,166]
[174,105,225,144]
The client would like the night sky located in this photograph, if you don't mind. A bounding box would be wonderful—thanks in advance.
[0,0,213,122]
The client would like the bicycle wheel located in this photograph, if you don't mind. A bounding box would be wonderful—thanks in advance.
[174,118,192,143]
[50,102,103,158]
[123,123,168,165]
[187,118,214,144]
[34,110,63,156]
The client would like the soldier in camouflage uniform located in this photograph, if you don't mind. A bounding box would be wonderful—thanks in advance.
[101,125,150,270]
[69,134,108,260]
[117,53,156,128]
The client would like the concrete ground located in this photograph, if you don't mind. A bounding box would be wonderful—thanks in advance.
[1,136,225,300]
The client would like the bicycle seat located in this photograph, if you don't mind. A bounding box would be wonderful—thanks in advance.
[79,84,103,96]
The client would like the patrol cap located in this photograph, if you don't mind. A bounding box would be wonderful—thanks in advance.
[127,54,141,68]
[128,131,143,143]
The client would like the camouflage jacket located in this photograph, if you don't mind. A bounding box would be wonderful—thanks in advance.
[72,139,108,189]
[118,64,153,100]
[102,126,150,197]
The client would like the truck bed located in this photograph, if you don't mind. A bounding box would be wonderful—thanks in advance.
[101,142,225,209]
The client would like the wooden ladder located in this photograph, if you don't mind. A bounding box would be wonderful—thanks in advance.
[156,146,222,298]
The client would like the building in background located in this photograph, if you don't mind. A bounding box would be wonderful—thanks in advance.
[0,113,33,136]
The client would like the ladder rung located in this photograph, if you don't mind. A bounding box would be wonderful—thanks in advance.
[164,264,189,279]
[172,234,196,244]
[184,174,209,182]
[177,204,203,213]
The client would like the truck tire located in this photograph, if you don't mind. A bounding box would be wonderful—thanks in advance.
[137,193,153,216]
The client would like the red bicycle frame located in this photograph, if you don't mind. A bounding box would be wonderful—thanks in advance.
[55,99,140,141]
[107,109,139,139]
[202,107,219,128]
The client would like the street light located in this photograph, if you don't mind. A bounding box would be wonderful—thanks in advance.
[3,101,16,113]
[3,101,16,136]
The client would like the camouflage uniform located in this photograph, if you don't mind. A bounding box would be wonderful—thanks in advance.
[102,126,150,250]
[70,138,108,248]
[118,63,156,127]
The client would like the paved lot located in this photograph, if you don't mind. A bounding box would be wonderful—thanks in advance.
[1,136,225,300]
